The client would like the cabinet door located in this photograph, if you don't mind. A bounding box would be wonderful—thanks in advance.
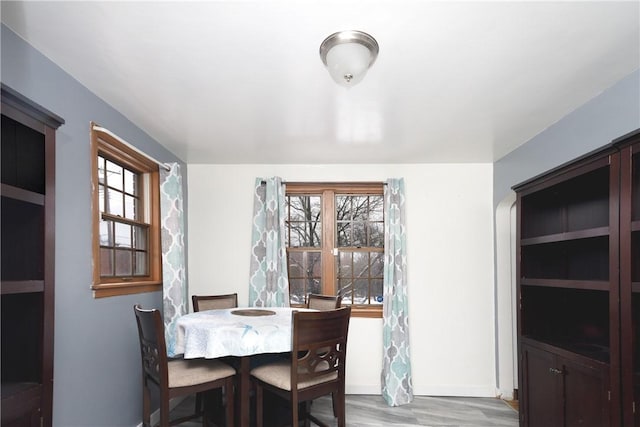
[561,356,610,427]
[521,344,563,427]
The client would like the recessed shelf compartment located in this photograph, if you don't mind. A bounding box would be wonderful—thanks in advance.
[521,165,610,239]
[1,196,44,281]
[1,114,45,195]
[521,236,609,281]
[521,286,610,361]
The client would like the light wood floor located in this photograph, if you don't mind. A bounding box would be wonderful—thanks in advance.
[171,393,519,427]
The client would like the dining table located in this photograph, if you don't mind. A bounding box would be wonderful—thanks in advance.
[171,306,308,427]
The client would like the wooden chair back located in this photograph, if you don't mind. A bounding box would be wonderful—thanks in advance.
[306,293,341,311]
[192,293,238,312]
[133,305,168,389]
[133,304,236,427]
[291,306,351,388]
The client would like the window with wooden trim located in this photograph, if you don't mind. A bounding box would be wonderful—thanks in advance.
[285,183,384,317]
[90,124,161,298]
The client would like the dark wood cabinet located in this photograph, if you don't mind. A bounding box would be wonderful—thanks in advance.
[620,140,640,426]
[521,340,610,427]
[514,130,640,427]
[1,85,63,427]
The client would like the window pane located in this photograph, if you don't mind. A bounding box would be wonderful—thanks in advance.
[336,196,350,220]
[115,222,132,248]
[369,196,384,221]
[99,184,106,212]
[124,194,137,220]
[353,252,368,277]
[134,251,147,276]
[369,222,384,247]
[286,195,321,248]
[371,279,383,304]
[338,252,352,277]
[106,159,123,190]
[106,188,123,216]
[133,226,147,250]
[288,196,320,221]
[307,252,322,276]
[352,196,368,222]
[124,169,137,195]
[307,277,321,295]
[99,219,113,246]
[289,222,321,247]
[337,223,350,246]
[115,249,132,276]
[371,252,384,277]
[97,156,106,185]
[339,279,353,304]
[288,252,304,277]
[100,248,113,276]
[354,279,369,304]
[352,222,366,247]
[289,278,305,304]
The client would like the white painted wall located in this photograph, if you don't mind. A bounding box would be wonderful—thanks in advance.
[187,163,496,396]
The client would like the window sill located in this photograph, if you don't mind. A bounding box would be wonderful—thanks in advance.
[92,281,161,298]
[290,304,382,318]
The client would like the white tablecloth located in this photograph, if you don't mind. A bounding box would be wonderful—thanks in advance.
[172,307,301,359]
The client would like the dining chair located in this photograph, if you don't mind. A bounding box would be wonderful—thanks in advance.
[191,293,239,416]
[192,293,238,312]
[306,294,341,311]
[133,305,236,427]
[250,306,352,427]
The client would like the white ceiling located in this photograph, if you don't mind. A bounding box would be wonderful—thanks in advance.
[2,1,639,164]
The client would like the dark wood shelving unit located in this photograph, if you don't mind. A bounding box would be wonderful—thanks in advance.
[514,131,640,427]
[1,85,64,427]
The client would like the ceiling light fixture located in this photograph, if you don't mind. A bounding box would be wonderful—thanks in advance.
[319,30,379,87]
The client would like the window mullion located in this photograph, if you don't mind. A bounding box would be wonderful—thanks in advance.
[322,189,336,295]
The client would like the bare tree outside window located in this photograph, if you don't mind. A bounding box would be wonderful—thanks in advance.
[285,184,384,316]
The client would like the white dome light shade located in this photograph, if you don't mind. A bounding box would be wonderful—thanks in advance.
[320,30,379,87]
[325,43,372,86]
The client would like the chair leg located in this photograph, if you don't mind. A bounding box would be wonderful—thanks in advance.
[303,401,311,427]
[335,388,346,427]
[291,394,299,427]
[255,383,264,427]
[225,378,235,427]
[331,392,338,417]
[159,391,171,427]
[142,383,151,427]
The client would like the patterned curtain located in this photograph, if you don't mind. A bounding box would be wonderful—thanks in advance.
[381,178,413,406]
[160,163,187,356]
[248,177,290,307]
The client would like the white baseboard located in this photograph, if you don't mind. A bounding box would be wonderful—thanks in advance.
[346,384,500,398]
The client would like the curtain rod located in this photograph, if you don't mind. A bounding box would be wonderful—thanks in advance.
[92,123,171,171]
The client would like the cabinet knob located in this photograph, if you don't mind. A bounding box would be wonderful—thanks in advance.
[549,367,563,375]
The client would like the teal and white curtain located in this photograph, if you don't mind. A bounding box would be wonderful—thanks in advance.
[248,177,290,307]
[381,178,413,406]
[160,163,187,355]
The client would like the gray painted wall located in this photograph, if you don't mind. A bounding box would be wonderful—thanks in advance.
[1,25,187,426]
[494,69,640,207]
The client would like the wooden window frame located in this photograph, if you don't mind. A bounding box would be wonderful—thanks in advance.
[286,182,384,318]
[90,124,162,298]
